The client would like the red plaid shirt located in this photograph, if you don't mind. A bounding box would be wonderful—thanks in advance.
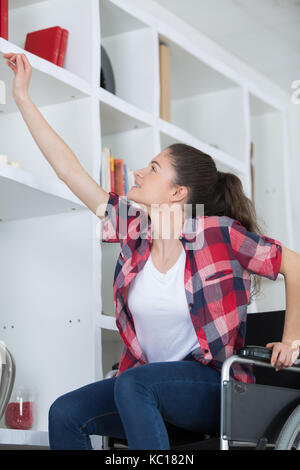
[101,191,282,383]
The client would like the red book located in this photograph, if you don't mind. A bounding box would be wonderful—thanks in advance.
[0,0,8,40]
[24,26,63,65]
[57,28,69,67]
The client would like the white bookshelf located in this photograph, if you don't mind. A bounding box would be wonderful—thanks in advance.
[0,0,294,448]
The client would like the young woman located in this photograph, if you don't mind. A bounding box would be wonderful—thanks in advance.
[3,52,300,450]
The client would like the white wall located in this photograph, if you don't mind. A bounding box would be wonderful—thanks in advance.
[288,102,300,253]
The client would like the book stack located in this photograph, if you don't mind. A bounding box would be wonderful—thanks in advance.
[0,0,8,40]
[25,26,69,67]
[101,148,135,196]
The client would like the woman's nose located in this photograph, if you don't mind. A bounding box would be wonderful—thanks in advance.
[134,169,143,178]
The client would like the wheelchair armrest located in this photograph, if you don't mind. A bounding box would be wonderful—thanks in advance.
[237,345,300,366]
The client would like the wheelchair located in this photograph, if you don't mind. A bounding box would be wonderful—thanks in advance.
[102,310,300,450]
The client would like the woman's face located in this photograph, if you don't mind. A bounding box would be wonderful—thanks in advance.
[127,149,188,217]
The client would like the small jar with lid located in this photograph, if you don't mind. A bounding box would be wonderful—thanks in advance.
[5,388,36,430]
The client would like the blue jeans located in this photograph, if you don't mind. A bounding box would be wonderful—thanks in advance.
[48,358,221,450]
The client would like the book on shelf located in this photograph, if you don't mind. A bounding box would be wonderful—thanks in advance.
[57,29,69,67]
[159,41,171,122]
[0,0,8,40]
[101,148,135,197]
[24,26,69,67]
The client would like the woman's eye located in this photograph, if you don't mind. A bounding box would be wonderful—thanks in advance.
[151,165,156,172]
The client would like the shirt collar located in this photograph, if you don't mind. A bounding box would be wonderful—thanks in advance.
[145,215,205,248]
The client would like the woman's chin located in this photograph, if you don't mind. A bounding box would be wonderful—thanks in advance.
[127,187,139,197]
[127,188,136,199]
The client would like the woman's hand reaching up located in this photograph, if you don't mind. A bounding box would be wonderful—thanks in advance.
[2,53,32,102]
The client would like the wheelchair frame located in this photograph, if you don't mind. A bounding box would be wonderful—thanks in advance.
[220,354,300,450]
[102,352,300,451]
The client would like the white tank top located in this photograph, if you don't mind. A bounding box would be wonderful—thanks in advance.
[127,245,200,362]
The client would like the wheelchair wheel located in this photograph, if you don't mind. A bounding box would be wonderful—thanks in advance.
[275,405,300,450]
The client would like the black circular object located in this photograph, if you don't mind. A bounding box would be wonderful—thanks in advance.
[100,46,116,94]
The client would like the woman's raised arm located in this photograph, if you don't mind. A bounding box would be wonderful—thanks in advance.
[3,52,110,219]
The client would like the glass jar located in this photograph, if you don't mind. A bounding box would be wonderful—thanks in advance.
[5,388,35,430]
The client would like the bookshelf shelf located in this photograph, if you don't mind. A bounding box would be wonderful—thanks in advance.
[0,39,91,114]
[0,162,86,222]
[0,428,49,447]
[99,86,153,133]
[10,0,49,8]
[159,118,246,174]
[0,0,294,448]
[98,314,118,330]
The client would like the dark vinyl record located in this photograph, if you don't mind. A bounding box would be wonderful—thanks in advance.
[100,46,116,94]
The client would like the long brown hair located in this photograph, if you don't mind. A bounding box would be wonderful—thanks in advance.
[166,143,262,303]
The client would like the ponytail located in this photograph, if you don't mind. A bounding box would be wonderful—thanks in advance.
[167,143,263,303]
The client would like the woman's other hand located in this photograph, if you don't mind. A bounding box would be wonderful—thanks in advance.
[2,53,32,101]
[266,340,300,371]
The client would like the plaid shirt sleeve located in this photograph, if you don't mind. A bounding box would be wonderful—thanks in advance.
[101,191,147,248]
[228,219,282,280]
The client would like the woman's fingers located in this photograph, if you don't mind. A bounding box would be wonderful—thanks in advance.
[17,55,24,71]
[269,343,284,370]
[275,350,287,371]
[3,53,17,70]
[6,61,16,74]
[3,53,17,65]
[21,54,31,71]
[5,58,17,75]
[3,53,30,71]
[269,343,280,367]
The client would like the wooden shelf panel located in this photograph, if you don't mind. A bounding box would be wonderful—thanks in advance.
[0,428,49,447]
[10,0,49,8]
[0,162,86,222]
[0,39,91,114]
[159,118,246,174]
[99,87,153,134]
